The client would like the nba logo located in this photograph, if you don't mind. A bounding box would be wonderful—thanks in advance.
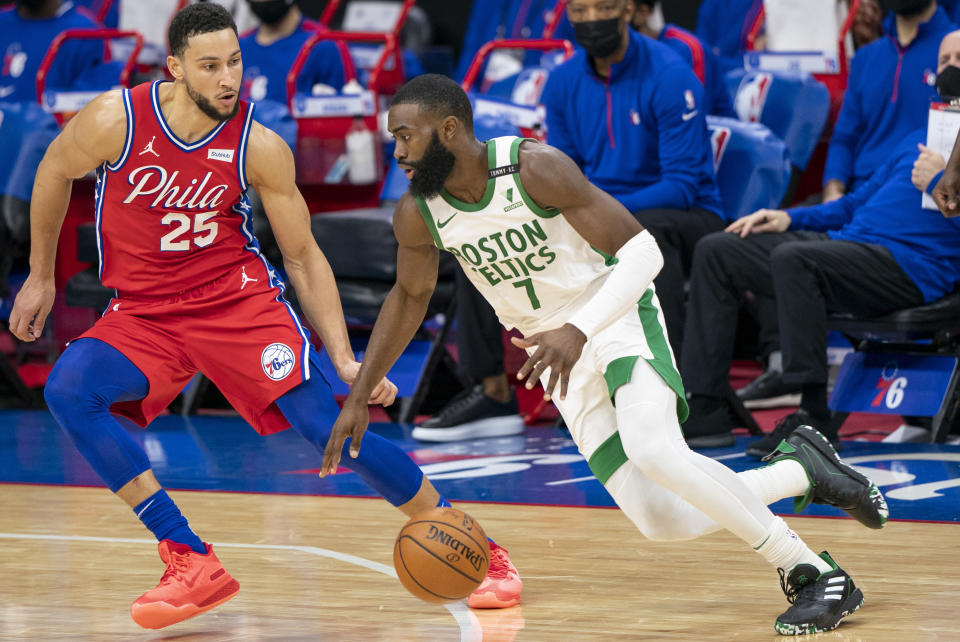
[734,72,772,123]
[684,90,695,111]
[261,343,295,381]
[630,109,640,126]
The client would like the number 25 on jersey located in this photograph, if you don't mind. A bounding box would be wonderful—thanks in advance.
[160,211,219,251]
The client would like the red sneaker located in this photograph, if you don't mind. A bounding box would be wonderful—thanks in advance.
[130,541,239,629]
[467,542,522,608]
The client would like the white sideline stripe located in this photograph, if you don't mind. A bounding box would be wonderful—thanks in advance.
[546,475,597,486]
[0,532,478,641]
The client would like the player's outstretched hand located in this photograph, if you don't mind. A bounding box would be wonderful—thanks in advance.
[8,274,55,342]
[512,323,587,402]
[337,360,398,406]
[725,209,791,238]
[320,399,369,477]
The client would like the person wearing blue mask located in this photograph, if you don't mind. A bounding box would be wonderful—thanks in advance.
[681,30,960,453]
[0,0,103,102]
[239,0,344,104]
[629,0,735,117]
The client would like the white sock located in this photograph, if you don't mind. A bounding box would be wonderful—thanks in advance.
[753,516,832,574]
[738,460,809,506]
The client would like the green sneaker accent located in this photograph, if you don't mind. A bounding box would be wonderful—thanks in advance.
[775,440,797,455]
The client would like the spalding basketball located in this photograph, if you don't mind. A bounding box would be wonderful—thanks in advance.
[393,507,491,603]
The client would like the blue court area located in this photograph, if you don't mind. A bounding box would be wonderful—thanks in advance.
[1,409,958,523]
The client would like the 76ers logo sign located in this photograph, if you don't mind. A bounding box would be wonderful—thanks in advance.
[261,343,295,381]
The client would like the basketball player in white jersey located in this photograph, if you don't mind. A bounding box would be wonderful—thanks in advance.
[322,74,888,635]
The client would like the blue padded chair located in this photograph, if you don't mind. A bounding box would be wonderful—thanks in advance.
[726,69,830,171]
[706,115,792,221]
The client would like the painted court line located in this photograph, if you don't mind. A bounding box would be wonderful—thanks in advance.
[0,532,479,641]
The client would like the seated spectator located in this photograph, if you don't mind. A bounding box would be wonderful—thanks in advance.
[680,29,960,452]
[240,0,344,104]
[454,0,574,85]
[413,0,726,443]
[0,0,103,102]
[695,0,761,72]
[630,0,735,117]
[823,0,954,201]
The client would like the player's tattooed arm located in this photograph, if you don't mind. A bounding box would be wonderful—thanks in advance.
[518,141,643,255]
[246,122,355,365]
[245,122,396,407]
[509,141,652,400]
[321,195,440,476]
[8,90,126,343]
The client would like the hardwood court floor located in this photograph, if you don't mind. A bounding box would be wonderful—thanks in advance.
[0,484,955,641]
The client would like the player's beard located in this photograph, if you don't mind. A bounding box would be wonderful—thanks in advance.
[407,131,456,199]
[185,79,239,123]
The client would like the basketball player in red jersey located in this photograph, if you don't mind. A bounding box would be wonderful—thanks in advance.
[8,3,521,629]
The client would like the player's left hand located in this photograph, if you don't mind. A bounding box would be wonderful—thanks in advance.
[337,360,398,406]
[320,398,369,477]
[512,324,587,401]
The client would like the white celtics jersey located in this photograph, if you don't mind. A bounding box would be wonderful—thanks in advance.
[415,136,614,335]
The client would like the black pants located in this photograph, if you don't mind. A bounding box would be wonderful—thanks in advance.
[681,231,924,397]
[632,207,728,358]
[454,264,504,381]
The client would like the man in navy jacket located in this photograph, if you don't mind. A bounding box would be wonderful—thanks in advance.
[540,0,726,354]
[680,32,960,451]
[823,0,954,201]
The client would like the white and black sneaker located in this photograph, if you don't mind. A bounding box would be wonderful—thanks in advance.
[763,424,889,529]
[775,552,864,635]
[412,385,524,442]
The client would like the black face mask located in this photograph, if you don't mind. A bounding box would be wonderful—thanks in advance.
[937,65,960,102]
[249,0,294,26]
[573,17,624,59]
[15,0,51,14]
[406,131,457,200]
[879,0,933,17]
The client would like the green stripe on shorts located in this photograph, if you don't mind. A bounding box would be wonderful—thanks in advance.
[587,432,629,485]
[600,290,689,422]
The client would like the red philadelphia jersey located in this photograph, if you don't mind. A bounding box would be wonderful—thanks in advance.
[95,80,259,298]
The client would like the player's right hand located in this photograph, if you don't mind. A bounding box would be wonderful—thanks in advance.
[320,399,370,477]
[8,274,56,342]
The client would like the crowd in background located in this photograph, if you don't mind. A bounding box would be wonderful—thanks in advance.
[2,0,959,454]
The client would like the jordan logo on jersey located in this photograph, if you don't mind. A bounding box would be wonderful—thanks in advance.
[240,266,258,289]
[139,136,159,157]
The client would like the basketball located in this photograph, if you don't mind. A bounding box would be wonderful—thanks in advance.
[393,507,491,603]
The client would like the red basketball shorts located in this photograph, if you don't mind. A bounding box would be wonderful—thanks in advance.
[78,257,313,435]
